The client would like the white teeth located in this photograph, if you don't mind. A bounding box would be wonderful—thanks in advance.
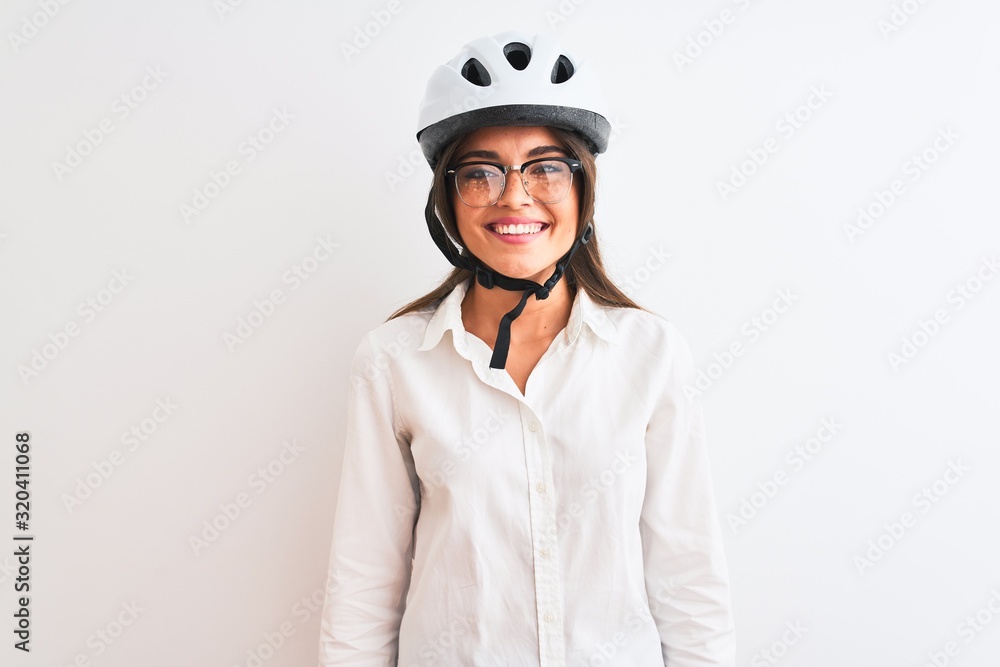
[492,223,544,235]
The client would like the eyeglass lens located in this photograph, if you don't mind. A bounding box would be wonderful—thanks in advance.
[453,161,574,206]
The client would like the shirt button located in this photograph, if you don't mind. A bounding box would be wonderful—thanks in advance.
[540,547,550,558]
[535,482,546,493]
[528,421,538,432]
[544,612,554,622]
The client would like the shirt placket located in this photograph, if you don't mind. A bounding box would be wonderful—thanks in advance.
[519,402,566,666]
[458,331,568,665]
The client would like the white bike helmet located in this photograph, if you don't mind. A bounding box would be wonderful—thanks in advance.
[415,31,612,371]
[416,31,611,168]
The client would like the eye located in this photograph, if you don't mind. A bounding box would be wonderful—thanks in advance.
[457,164,502,183]
[527,161,567,176]
[466,167,500,180]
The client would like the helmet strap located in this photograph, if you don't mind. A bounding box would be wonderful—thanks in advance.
[424,195,594,370]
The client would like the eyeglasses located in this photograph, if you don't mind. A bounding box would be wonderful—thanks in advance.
[446,157,583,208]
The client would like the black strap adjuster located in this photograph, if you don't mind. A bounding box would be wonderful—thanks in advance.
[475,264,494,289]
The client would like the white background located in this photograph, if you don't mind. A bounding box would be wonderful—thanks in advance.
[2,0,999,665]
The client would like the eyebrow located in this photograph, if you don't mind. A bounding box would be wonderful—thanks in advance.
[454,144,569,163]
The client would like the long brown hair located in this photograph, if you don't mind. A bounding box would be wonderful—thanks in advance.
[386,126,650,321]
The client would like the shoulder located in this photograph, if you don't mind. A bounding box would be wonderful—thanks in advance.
[347,306,436,383]
[596,302,702,400]
[600,302,697,366]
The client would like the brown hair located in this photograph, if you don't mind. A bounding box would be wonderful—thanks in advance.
[386,126,650,321]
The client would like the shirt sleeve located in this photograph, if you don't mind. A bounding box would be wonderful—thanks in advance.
[640,322,736,667]
[319,333,420,666]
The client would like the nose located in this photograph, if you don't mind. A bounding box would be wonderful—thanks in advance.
[495,167,532,207]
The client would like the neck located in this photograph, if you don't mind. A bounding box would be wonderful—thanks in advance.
[462,273,575,346]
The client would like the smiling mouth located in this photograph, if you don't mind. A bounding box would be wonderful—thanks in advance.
[487,222,549,236]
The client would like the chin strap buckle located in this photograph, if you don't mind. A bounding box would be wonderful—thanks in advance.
[475,264,494,289]
[535,264,564,301]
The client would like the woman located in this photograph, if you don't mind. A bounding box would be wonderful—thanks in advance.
[320,31,736,666]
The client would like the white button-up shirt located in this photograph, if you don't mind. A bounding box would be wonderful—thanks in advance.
[319,278,736,666]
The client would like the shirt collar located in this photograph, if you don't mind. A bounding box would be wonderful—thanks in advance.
[418,278,620,353]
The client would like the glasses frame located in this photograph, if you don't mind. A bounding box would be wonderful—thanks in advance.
[446,156,583,208]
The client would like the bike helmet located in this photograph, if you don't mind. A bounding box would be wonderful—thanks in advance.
[415,31,612,371]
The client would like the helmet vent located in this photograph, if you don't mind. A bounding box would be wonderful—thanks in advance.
[503,42,532,70]
[461,58,492,86]
[551,55,574,83]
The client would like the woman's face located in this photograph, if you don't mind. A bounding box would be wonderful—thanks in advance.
[448,125,581,285]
